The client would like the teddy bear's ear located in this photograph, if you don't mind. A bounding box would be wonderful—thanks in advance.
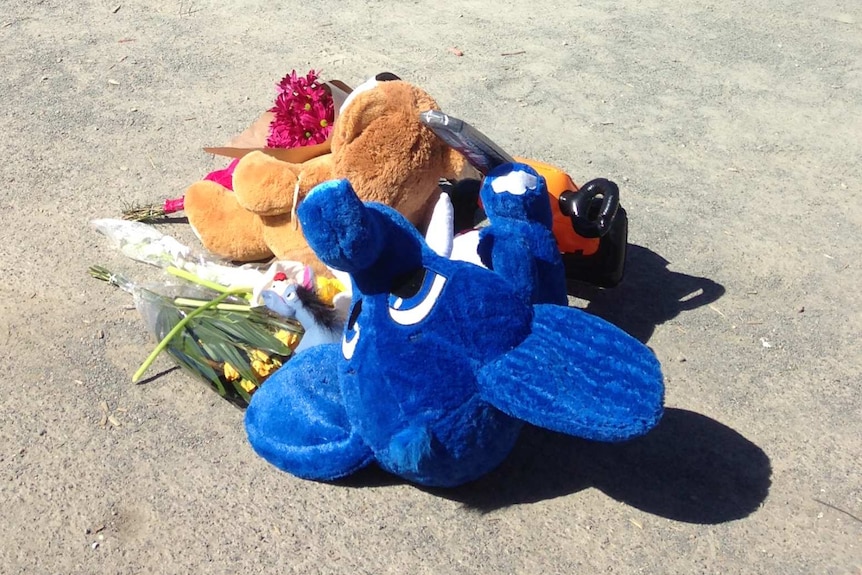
[337,73,400,119]
[374,72,400,82]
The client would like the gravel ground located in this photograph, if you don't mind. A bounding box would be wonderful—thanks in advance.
[1,1,860,573]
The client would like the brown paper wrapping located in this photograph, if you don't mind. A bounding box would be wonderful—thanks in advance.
[203,80,353,164]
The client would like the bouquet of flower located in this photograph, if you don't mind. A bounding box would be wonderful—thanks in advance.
[90,214,349,405]
[90,265,303,407]
[267,69,335,149]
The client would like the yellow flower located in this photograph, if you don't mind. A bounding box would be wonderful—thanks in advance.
[223,362,240,382]
[275,329,300,350]
[252,358,282,379]
[250,348,283,379]
[239,379,258,393]
[249,349,270,363]
[315,276,346,306]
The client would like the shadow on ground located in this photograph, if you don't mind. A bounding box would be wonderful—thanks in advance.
[341,409,771,524]
[569,244,725,343]
[443,408,770,523]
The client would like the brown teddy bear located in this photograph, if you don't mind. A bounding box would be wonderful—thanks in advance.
[183,76,470,277]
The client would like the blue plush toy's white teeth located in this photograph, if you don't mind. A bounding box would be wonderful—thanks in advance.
[490,167,539,196]
[424,193,455,258]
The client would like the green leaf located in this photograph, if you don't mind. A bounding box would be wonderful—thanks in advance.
[228,379,252,404]
[151,305,230,394]
[174,328,210,362]
[181,353,225,395]
[200,340,257,385]
[204,314,279,349]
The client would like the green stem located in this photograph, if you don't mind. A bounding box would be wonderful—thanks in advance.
[166,266,253,295]
[132,288,250,383]
[173,297,252,312]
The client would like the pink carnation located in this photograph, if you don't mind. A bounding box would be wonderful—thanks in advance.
[267,70,335,149]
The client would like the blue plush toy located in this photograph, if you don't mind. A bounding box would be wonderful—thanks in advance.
[245,163,664,488]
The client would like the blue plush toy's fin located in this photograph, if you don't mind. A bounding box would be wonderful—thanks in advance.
[244,344,373,480]
[478,305,664,442]
[477,163,568,307]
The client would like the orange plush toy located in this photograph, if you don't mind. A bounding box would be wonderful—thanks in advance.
[183,75,470,277]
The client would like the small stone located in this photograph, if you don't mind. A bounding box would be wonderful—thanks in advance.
[91,542,99,550]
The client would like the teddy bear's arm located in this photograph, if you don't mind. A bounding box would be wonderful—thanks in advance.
[184,179,274,261]
[232,151,333,216]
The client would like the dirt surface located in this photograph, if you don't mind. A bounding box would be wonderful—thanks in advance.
[1,1,860,573]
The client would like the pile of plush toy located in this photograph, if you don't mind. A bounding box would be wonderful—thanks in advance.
[140,71,665,488]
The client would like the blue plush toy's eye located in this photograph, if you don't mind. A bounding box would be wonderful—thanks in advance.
[342,299,362,360]
[388,269,447,326]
